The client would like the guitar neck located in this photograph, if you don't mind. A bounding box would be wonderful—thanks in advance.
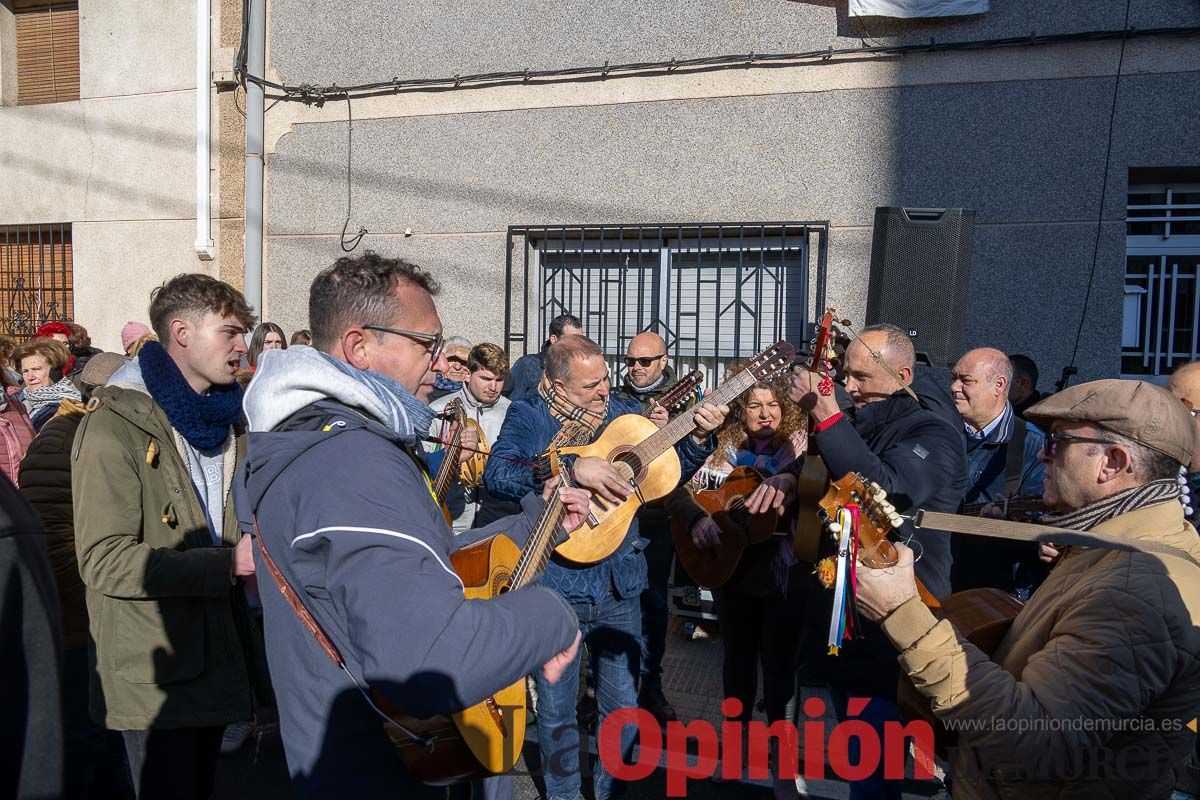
[632,371,756,463]
[643,371,701,418]
[431,409,464,503]
[509,491,570,590]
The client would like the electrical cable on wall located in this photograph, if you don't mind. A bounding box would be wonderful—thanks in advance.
[340,93,368,252]
[234,13,1198,105]
[1059,0,1133,390]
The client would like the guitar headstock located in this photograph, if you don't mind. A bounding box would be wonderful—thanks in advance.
[746,341,798,382]
[806,308,851,376]
[657,368,704,412]
[818,473,906,568]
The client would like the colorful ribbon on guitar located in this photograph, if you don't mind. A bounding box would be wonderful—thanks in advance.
[826,504,863,655]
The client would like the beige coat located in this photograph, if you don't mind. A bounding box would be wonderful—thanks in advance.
[882,501,1200,800]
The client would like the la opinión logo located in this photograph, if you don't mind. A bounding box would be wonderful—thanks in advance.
[597,696,936,797]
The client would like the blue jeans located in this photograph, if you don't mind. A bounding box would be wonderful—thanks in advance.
[831,692,904,800]
[639,524,673,691]
[533,592,641,800]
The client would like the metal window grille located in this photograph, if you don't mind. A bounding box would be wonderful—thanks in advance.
[504,222,828,388]
[0,224,74,340]
[1122,184,1200,377]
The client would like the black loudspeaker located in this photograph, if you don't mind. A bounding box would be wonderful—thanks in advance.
[865,207,976,368]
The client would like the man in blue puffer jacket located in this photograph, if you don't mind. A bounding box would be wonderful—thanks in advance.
[485,335,723,800]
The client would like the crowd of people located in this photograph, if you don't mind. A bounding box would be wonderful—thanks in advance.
[3,250,1200,800]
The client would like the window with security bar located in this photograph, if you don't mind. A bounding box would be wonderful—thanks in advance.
[505,223,828,388]
[1122,181,1200,379]
[0,224,74,339]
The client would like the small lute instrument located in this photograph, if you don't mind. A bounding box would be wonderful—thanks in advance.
[431,399,467,523]
[818,473,1022,755]
[458,418,489,489]
[643,368,704,418]
[671,467,780,587]
[555,341,796,564]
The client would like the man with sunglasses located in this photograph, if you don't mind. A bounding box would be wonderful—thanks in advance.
[614,331,696,725]
[855,379,1200,799]
[233,252,593,800]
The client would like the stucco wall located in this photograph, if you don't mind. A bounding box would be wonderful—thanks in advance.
[0,0,233,353]
[262,40,1200,381]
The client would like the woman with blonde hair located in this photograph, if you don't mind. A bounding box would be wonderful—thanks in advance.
[665,369,807,799]
[15,338,81,432]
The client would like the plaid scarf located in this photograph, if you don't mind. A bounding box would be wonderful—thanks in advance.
[1042,477,1182,532]
[539,378,608,448]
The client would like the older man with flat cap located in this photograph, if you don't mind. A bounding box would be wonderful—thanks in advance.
[854,378,1200,800]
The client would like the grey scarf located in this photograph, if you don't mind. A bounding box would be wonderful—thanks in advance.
[1042,478,1182,532]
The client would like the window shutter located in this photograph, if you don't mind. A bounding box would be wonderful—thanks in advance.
[15,3,80,106]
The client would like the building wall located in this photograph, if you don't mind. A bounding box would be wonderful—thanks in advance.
[0,0,242,352]
[262,0,1200,383]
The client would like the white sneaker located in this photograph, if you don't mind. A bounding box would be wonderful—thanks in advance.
[220,720,255,755]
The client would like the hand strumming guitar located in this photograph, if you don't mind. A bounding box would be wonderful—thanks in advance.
[745,473,797,516]
[457,424,480,465]
[571,457,633,504]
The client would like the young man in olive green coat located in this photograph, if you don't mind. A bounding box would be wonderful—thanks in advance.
[73,275,259,799]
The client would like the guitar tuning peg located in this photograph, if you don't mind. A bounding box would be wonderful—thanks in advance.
[889,514,904,528]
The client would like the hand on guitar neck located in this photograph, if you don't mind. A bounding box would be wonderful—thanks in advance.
[854,541,920,622]
[458,423,480,464]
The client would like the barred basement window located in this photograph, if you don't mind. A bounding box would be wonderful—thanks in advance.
[15,1,80,106]
[505,223,828,389]
[0,224,74,339]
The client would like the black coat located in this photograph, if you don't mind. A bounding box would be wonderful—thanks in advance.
[0,473,64,800]
[18,412,88,650]
[804,388,967,699]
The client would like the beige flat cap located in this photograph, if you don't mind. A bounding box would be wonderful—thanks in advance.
[1025,378,1195,466]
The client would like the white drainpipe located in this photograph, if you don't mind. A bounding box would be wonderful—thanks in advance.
[194,0,215,260]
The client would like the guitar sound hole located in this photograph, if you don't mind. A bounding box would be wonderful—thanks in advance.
[612,451,643,483]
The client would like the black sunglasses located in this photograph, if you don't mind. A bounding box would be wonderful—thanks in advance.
[624,354,665,368]
[1043,431,1117,459]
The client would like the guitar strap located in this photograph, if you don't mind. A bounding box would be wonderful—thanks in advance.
[1002,412,1028,501]
[915,510,1200,570]
[250,514,432,747]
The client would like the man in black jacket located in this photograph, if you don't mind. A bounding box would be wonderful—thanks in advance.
[612,331,690,724]
[789,323,966,800]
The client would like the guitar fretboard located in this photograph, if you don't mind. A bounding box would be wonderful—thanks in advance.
[631,370,757,465]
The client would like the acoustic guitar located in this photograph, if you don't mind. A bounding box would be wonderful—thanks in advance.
[400,476,577,779]
[431,399,467,524]
[554,341,796,564]
[670,466,780,587]
[816,474,1023,755]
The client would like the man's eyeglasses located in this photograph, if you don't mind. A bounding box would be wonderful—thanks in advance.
[364,325,444,362]
[1043,431,1117,459]
[624,354,665,368]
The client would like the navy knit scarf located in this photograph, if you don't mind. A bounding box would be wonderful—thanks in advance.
[138,341,244,450]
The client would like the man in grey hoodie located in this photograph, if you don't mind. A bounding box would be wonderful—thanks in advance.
[234,251,588,800]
